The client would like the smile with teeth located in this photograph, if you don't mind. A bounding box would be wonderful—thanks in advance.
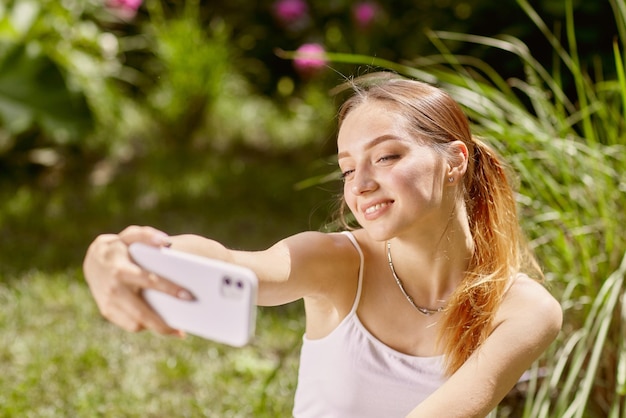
[364,202,391,214]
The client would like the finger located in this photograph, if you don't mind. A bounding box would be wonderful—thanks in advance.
[118,257,195,301]
[118,225,172,247]
[104,235,194,300]
[95,275,186,336]
[102,285,181,336]
[83,232,187,337]
[146,272,195,301]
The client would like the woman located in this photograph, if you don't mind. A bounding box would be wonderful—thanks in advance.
[83,72,562,417]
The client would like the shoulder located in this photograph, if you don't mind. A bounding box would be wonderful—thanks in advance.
[239,230,362,306]
[278,230,360,263]
[497,274,563,342]
[276,230,361,284]
[503,274,561,315]
[412,276,562,417]
[281,231,363,312]
[285,229,356,249]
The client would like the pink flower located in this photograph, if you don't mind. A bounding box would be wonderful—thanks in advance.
[273,0,309,26]
[106,0,143,20]
[353,2,378,29]
[293,43,327,78]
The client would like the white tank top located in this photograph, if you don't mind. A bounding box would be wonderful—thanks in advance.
[292,231,447,418]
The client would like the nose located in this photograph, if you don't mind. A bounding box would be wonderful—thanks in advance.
[350,168,378,196]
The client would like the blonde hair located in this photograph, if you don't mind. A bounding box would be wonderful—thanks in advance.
[335,72,541,376]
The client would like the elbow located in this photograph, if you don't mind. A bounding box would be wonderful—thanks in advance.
[544,295,564,343]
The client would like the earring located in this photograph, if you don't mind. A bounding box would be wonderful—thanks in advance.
[448,177,454,183]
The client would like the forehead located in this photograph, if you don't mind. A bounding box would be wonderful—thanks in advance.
[337,101,406,152]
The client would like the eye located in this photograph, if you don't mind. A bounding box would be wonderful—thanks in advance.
[340,169,355,181]
[377,154,400,164]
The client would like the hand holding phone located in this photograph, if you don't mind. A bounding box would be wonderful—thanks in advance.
[128,243,258,347]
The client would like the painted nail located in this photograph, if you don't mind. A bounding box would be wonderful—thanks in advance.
[152,232,172,247]
[177,289,194,301]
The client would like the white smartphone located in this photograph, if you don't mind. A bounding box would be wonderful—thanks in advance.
[128,242,258,347]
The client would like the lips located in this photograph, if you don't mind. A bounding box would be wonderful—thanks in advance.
[362,200,393,219]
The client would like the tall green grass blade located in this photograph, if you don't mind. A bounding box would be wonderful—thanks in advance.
[553,269,617,414]
[520,364,539,417]
[431,30,575,114]
[610,299,626,418]
[614,41,626,124]
[406,51,515,99]
[515,0,577,78]
[559,253,626,417]
[618,299,626,396]
[422,29,484,95]
[610,0,626,47]
[516,0,600,143]
[524,276,581,418]
[533,329,585,418]
[564,0,595,144]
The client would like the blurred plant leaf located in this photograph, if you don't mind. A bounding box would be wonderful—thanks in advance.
[0,43,94,144]
[8,0,39,38]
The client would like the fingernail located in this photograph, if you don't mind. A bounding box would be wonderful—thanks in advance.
[177,289,195,301]
[152,232,172,247]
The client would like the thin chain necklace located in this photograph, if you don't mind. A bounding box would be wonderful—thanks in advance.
[386,241,446,316]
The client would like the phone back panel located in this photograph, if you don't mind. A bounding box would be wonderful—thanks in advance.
[129,243,258,347]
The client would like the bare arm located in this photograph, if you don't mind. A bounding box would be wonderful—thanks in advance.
[170,230,357,306]
[83,225,352,334]
[406,277,563,418]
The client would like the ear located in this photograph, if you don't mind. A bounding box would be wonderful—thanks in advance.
[446,140,469,183]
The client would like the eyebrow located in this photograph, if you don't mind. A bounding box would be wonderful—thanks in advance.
[337,134,404,160]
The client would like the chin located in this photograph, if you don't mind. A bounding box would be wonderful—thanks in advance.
[361,227,394,242]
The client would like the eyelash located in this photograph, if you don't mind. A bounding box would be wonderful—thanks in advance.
[378,154,399,163]
[340,155,400,181]
[340,169,354,180]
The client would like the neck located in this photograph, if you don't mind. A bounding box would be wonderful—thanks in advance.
[387,206,473,307]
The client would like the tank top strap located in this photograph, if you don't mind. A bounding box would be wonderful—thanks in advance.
[340,231,365,314]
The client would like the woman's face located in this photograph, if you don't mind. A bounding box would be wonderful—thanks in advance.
[337,101,454,241]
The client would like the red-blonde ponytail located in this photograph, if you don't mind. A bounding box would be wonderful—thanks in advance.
[439,137,541,375]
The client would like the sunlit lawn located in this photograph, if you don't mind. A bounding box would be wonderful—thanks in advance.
[0,150,331,418]
[0,269,304,417]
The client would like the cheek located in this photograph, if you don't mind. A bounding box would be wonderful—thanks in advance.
[391,167,439,203]
[343,185,356,212]
[388,167,419,190]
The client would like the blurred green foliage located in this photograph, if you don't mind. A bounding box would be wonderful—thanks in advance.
[0,0,339,275]
[0,0,624,416]
[0,44,92,144]
[0,0,615,183]
[0,0,618,183]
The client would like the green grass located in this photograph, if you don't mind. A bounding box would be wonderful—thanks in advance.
[0,269,304,417]
[0,143,332,417]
